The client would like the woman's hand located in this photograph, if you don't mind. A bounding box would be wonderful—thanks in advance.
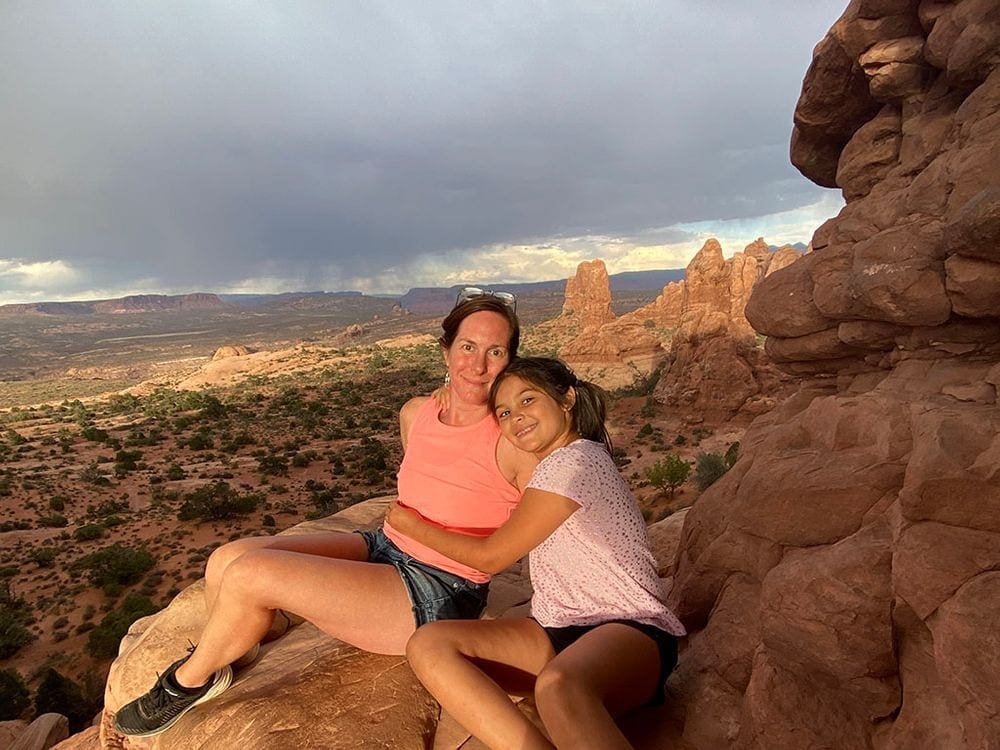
[430,384,451,411]
[387,501,422,534]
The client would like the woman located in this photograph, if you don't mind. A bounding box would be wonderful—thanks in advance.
[114,292,536,738]
[389,357,685,750]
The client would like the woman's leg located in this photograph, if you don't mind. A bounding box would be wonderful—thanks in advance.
[175,546,414,688]
[203,531,369,612]
[407,618,557,750]
[533,623,660,750]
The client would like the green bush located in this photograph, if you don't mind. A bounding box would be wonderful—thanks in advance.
[166,463,186,480]
[85,593,159,659]
[72,544,156,594]
[29,547,59,566]
[645,455,691,498]
[0,668,29,720]
[695,452,729,491]
[48,496,66,511]
[34,668,100,733]
[177,482,262,522]
[74,524,106,541]
[257,454,289,476]
[37,514,68,528]
[0,585,34,659]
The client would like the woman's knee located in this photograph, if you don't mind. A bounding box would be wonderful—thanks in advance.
[205,537,271,587]
[406,623,463,672]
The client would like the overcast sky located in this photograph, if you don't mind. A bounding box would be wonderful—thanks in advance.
[0,1,847,304]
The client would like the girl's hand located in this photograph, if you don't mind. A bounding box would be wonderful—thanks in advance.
[431,384,451,411]
[387,501,421,533]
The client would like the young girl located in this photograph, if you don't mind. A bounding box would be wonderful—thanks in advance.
[387,357,685,750]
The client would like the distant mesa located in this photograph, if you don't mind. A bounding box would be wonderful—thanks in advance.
[0,293,226,316]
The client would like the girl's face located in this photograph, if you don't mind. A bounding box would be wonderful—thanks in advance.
[441,311,512,407]
[493,374,576,459]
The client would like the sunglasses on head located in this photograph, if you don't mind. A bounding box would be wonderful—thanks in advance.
[455,286,517,313]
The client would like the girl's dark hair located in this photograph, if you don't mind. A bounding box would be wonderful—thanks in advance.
[439,297,520,358]
[489,357,612,454]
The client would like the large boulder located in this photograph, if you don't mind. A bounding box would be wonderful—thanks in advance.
[670,359,1000,748]
[755,0,1000,372]
[83,499,687,749]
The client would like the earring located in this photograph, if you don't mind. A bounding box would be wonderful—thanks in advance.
[444,372,451,387]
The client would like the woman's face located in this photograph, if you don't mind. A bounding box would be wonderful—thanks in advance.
[492,374,575,459]
[441,311,512,406]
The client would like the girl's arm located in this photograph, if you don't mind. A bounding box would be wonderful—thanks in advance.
[387,489,578,574]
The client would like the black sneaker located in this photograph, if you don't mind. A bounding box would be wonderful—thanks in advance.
[113,655,233,737]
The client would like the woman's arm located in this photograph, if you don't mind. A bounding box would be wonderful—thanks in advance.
[398,396,430,451]
[387,489,578,574]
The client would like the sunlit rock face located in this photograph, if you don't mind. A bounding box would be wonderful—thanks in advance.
[556,259,667,390]
[617,238,798,420]
[676,3,1000,749]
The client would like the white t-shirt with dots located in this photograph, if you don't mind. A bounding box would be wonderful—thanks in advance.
[526,439,686,636]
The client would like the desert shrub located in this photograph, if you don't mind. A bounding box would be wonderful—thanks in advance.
[220,431,254,453]
[114,449,143,476]
[646,455,691,498]
[0,585,34,659]
[37,514,68,528]
[257,454,288,476]
[91,499,129,518]
[80,425,110,443]
[637,423,654,438]
[183,431,214,451]
[34,668,100,733]
[165,463,186,481]
[74,524,105,541]
[262,514,276,527]
[80,462,112,486]
[85,593,159,659]
[4,429,27,446]
[177,482,262,522]
[48,496,66,511]
[695,452,729,491]
[0,668,29,719]
[72,543,156,594]
[29,547,59,566]
[106,393,141,414]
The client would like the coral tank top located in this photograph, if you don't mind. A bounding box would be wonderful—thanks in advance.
[384,398,520,583]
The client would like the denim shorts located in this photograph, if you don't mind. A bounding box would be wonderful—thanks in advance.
[538,619,679,706]
[358,528,490,627]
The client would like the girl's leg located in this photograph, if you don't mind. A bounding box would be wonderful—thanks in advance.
[203,531,369,612]
[534,623,660,750]
[407,618,557,750]
[175,547,414,688]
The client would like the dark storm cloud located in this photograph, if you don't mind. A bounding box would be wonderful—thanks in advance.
[0,1,845,299]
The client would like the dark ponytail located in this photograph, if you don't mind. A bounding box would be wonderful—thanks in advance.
[488,357,613,454]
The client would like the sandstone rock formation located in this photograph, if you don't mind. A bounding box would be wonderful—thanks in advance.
[553,260,666,389]
[560,259,615,329]
[749,0,1000,372]
[677,3,1000,748]
[616,238,798,419]
[83,498,686,749]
